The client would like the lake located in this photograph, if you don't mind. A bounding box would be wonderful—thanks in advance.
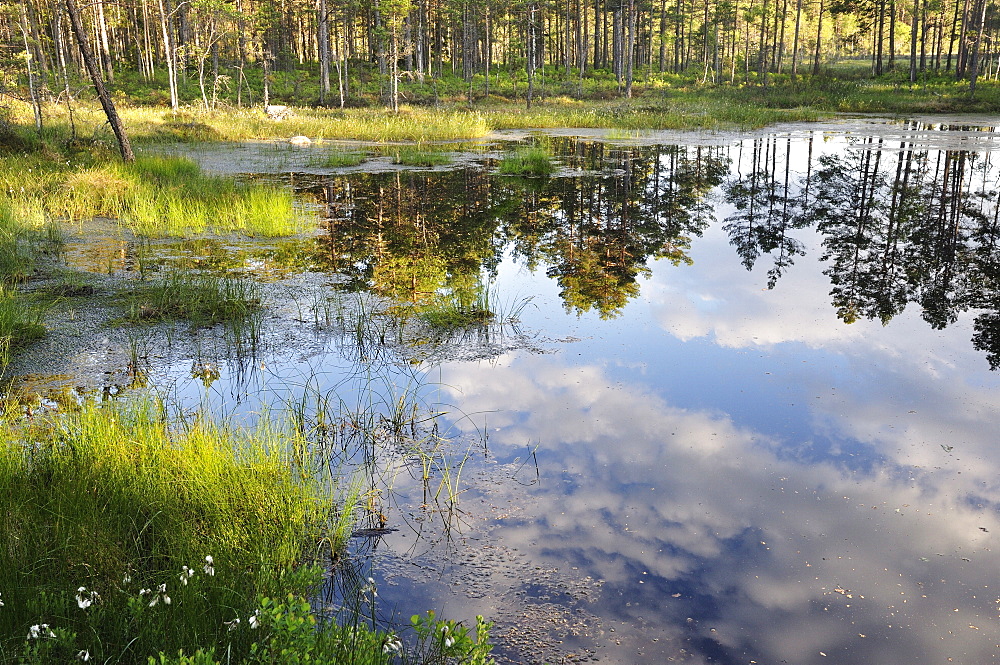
[8,117,1000,664]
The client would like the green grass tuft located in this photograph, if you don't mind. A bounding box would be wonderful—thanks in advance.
[122,273,262,327]
[391,146,454,167]
[320,150,367,167]
[497,147,555,177]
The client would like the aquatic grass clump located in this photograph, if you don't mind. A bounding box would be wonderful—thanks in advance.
[320,150,367,168]
[497,147,555,177]
[391,145,455,167]
[418,291,495,330]
[0,399,351,661]
[123,273,262,327]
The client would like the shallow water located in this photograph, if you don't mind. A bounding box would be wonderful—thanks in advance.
[10,117,1000,664]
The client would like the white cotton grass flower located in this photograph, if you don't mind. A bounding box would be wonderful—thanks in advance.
[0,591,4,607]
[27,624,55,639]
[203,555,215,576]
[382,634,402,654]
[76,586,99,610]
[248,609,261,629]
[77,650,90,662]
[144,584,171,607]
[179,566,195,585]
[224,617,241,632]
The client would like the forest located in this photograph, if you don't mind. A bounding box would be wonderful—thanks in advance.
[4,0,1000,116]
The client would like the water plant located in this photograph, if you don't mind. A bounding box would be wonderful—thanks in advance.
[497,146,555,177]
[320,150,367,168]
[122,273,263,327]
[390,145,455,167]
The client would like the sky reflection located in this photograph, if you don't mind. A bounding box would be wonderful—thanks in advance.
[403,214,1000,663]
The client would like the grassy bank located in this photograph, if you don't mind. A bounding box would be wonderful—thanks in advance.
[0,399,340,661]
[0,151,310,238]
[6,72,999,152]
[0,399,495,664]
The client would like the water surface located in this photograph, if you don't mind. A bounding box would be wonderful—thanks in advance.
[11,118,1000,665]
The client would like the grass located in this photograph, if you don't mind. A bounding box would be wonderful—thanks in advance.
[0,399,340,660]
[418,291,495,329]
[0,133,311,238]
[0,397,497,663]
[0,196,58,365]
[122,272,262,327]
[0,286,46,366]
[390,145,454,167]
[62,155,311,237]
[320,150,367,167]
[497,146,555,177]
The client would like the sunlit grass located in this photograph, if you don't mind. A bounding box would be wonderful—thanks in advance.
[497,146,555,176]
[0,398,352,661]
[0,152,311,238]
[122,272,262,326]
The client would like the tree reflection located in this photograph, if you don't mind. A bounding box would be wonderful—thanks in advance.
[793,123,1000,368]
[312,143,727,320]
[300,128,1000,368]
[504,143,728,318]
[723,135,811,289]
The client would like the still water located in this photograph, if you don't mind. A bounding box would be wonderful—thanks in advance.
[15,118,1000,664]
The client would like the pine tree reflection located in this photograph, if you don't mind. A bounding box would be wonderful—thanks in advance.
[314,144,728,319]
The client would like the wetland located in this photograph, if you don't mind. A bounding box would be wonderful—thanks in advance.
[4,116,1000,664]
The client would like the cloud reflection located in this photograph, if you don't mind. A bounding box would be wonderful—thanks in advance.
[433,352,1000,665]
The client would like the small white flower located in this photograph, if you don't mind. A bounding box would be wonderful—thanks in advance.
[76,587,99,610]
[179,566,195,585]
[0,591,5,607]
[224,617,241,632]
[77,650,90,662]
[27,624,55,639]
[123,573,132,585]
[203,555,215,576]
[248,609,261,629]
[445,636,456,648]
[382,634,402,654]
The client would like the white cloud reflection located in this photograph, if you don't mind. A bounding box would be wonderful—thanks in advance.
[427,349,1000,665]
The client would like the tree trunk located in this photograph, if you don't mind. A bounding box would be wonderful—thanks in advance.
[157,0,178,109]
[65,0,134,162]
[813,0,824,74]
[318,0,331,104]
[968,0,988,93]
